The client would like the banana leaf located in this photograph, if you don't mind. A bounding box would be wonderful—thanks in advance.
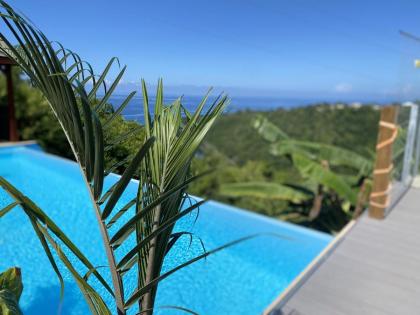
[220,182,310,203]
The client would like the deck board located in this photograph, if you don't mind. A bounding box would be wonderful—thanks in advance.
[273,187,420,315]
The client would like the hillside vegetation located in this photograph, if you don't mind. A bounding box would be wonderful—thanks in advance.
[205,105,379,164]
[1,70,381,232]
[189,105,380,232]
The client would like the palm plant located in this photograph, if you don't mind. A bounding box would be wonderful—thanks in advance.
[0,2,237,314]
[220,116,374,231]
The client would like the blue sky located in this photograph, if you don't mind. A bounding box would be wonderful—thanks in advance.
[9,0,420,102]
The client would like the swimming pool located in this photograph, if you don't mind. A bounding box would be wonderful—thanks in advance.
[0,145,331,315]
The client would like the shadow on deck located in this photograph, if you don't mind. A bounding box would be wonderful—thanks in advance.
[269,186,420,315]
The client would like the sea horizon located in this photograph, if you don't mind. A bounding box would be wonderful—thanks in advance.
[107,94,400,123]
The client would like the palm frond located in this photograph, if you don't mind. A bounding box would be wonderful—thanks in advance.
[253,116,289,142]
[0,177,114,296]
[253,117,372,208]
[219,182,311,203]
[124,232,288,308]
[121,81,228,311]
[270,139,373,175]
[291,154,358,205]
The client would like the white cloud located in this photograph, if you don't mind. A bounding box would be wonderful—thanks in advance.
[334,83,353,93]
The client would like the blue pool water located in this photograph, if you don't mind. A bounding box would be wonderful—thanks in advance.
[0,145,331,315]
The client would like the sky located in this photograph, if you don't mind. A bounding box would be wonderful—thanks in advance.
[7,0,420,103]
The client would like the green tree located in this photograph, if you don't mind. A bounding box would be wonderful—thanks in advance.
[220,117,373,232]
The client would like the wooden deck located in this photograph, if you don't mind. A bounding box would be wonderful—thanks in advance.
[268,186,420,315]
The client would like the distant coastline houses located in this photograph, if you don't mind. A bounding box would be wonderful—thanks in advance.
[315,102,377,112]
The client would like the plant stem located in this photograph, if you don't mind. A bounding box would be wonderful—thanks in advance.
[97,214,126,315]
[142,204,162,314]
[309,160,329,220]
[75,158,126,314]
[309,184,324,220]
[85,177,125,315]
[354,178,368,218]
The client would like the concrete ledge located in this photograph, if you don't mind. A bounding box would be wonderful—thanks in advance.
[0,140,38,148]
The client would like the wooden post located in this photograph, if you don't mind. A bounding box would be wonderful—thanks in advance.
[369,106,398,219]
[5,64,18,141]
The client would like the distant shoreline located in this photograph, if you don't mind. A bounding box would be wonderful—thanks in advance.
[107,94,396,122]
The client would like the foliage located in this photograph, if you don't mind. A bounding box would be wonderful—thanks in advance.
[103,114,146,174]
[7,71,383,230]
[219,181,309,203]
[189,146,299,217]
[220,116,374,232]
[0,2,228,315]
[0,67,146,165]
[205,104,380,164]
[0,67,71,157]
[121,81,228,310]
[3,67,383,232]
[193,104,379,230]
[0,267,23,315]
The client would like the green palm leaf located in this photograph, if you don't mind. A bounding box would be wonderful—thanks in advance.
[253,116,289,142]
[291,153,358,205]
[219,182,310,203]
[270,139,373,175]
[0,177,114,297]
[252,117,371,208]
[126,81,228,311]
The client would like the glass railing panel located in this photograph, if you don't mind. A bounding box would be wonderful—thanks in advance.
[388,103,419,211]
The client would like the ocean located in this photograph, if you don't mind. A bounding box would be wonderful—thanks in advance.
[107,94,324,123]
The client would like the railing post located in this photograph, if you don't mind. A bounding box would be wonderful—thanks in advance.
[369,106,398,219]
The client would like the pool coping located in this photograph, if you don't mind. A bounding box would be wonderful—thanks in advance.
[262,218,358,315]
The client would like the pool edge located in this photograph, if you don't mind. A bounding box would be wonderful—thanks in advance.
[0,140,39,148]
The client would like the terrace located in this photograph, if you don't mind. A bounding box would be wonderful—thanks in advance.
[270,186,420,315]
[265,104,420,315]
[1,3,420,314]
